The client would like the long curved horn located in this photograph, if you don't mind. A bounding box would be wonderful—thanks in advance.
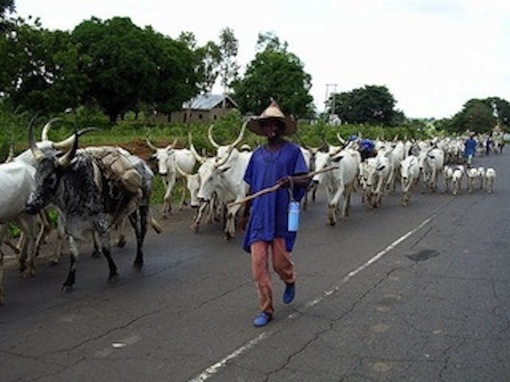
[207,124,220,149]
[52,127,98,150]
[175,161,191,178]
[28,116,45,162]
[165,137,178,151]
[188,132,206,164]
[41,117,62,141]
[4,143,14,163]
[337,133,346,144]
[231,121,247,148]
[145,138,158,151]
[57,128,79,167]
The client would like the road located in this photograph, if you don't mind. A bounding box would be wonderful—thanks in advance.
[1,151,509,382]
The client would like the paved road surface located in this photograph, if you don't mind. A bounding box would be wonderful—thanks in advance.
[1,151,509,382]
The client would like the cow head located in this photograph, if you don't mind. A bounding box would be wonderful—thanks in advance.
[26,123,79,215]
[146,138,178,176]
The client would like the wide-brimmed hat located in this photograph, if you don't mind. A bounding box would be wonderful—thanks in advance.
[247,100,297,136]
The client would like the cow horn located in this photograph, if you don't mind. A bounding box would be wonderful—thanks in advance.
[145,138,158,151]
[188,132,206,164]
[4,142,14,163]
[230,121,247,149]
[41,117,62,141]
[52,127,98,150]
[28,116,45,162]
[165,138,178,151]
[207,124,220,149]
[57,128,79,167]
[175,161,191,178]
[337,133,346,144]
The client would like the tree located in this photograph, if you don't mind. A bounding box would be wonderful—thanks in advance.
[217,27,239,95]
[448,99,497,134]
[331,85,399,126]
[0,16,86,115]
[232,32,314,119]
[71,17,199,123]
[487,96,510,128]
[0,0,14,24]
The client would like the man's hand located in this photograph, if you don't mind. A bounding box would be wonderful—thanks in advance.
[276,175,292,188]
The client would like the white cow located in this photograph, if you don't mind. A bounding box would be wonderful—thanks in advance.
[451,166,464,195]
[418,146,445,193]
[194,123,250,239]
[0,161,40,305]
[400,155,420,206]
[442,165,454,194]
[485,168,496,193]
[313,148,360,225]
[360,153,391,208]
[146,139,196,218]
[466,167,480,193]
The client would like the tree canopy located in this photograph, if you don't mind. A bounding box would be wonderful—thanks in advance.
[444,97,510,134]
[329,85,402,126]
[232,32,314,118]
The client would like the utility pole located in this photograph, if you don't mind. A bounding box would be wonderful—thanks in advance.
[325,83,337,114]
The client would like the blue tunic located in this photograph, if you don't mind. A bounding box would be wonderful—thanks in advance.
[242,142,309,253]
[464,137,477,157]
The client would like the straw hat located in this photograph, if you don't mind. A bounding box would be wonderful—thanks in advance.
[246,100,297,136]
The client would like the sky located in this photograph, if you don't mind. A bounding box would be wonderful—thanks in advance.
[14,0,510,119]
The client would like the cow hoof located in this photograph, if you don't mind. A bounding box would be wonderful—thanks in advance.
[132,261,143,271]
[109,274,120,284]
[61,285,74,293]
[116,238,126,248]
[48,259,59,266]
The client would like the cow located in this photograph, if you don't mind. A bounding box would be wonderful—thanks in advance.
[193,122,250,239]
[418,146,445,193]
[400,154,420,206]
[312,147,360,225]
[0,161,41,305]
[146,138,196,218]
[484,168,496,193]
[26,126,148,292]
[359,153,391,208]
[451,166,464,195]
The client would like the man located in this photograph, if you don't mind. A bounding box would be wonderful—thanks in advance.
[464,132,477,168]
[241,100,309,327]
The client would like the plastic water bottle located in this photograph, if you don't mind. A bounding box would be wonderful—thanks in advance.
[288,201,300,232]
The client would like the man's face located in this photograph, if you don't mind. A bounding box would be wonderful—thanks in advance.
[260,119,284,140]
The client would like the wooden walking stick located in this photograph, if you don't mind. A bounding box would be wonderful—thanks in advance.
[228,165,338,207]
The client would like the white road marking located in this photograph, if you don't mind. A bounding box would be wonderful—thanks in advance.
[188,216,433,381]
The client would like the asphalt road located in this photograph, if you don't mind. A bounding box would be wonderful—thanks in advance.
[1,151,509,382]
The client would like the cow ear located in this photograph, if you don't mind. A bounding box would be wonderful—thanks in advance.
[376,165,386,171]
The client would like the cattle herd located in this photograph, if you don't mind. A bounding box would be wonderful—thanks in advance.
[0,120,503,305]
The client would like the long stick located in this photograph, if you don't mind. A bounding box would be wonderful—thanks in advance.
[228,165,338,207]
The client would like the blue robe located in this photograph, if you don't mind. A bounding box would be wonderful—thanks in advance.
[242,142,309,253]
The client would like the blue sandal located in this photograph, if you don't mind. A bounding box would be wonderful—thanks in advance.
[253,312,272,327]
[283,283,295,304]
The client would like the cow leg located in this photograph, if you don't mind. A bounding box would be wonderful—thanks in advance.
[62,236,79,292]
[162,180,174,218]
[0,224,7,305]
[17,214,37,277]
[129,207,146,270]
[99,233,118,283]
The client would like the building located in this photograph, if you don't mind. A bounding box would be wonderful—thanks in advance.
[170,94,239,123]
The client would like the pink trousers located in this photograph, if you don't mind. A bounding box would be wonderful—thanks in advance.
[250,238,296,315]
